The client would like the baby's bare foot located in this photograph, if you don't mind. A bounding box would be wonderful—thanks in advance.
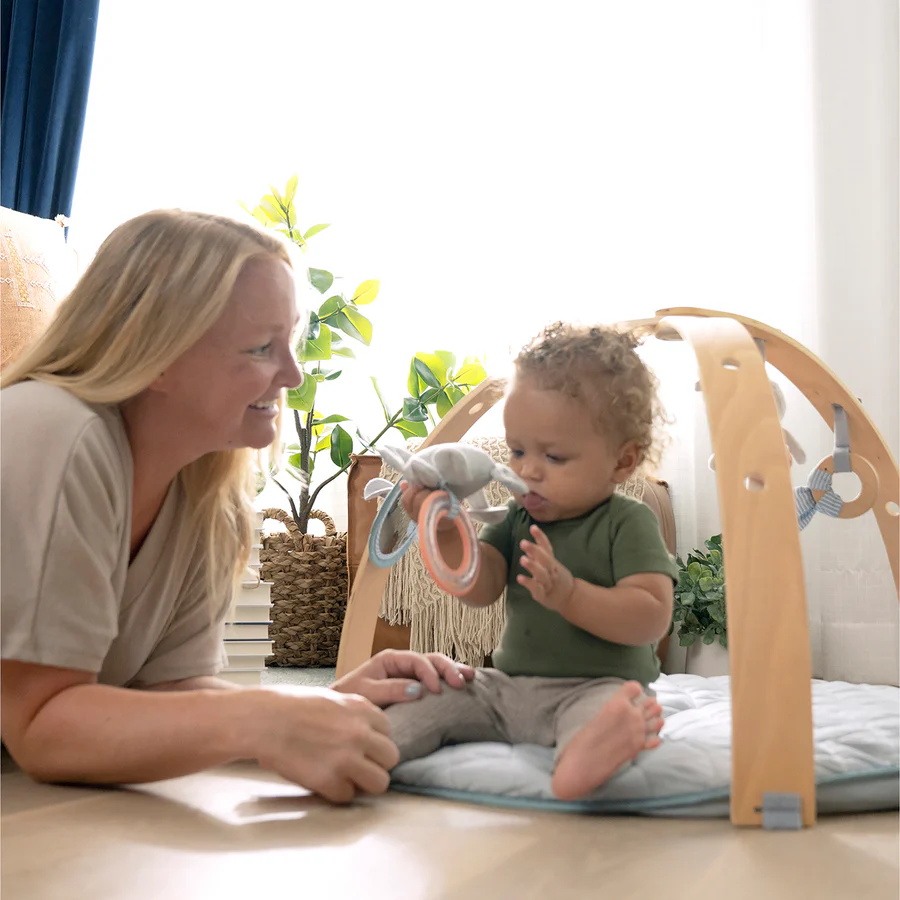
[551,682,663,801]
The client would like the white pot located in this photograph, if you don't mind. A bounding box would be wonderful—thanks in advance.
[685,639,730,677]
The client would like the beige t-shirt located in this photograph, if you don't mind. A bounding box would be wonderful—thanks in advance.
[1,381,229,687]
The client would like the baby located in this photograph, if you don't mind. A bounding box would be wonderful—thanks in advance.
[392,322,677,800]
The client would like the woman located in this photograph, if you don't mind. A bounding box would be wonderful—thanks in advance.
[0,209,473,803]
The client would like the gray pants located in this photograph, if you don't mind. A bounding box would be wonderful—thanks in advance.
[387,668,647,764]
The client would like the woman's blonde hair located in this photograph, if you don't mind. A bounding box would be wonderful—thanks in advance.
[514,321,668,471]
[2,209,294,609]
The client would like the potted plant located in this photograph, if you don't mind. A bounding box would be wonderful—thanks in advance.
[670,534,729,676]
[241,178,487,666]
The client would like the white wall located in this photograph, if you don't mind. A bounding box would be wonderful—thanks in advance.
[799,0,899,684]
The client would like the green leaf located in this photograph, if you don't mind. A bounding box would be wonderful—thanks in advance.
[315,433,332,452]
[308,268,334,294]
[331,344,357,359]
[687,562,702,583]
[370,377,390,421]
[288,452,303,469]
[679,632,698,647]
[409,357,442,395]
[239,200,270,228]
[318,295,344,319]
[394,418,428,438]
[297,322,332,362]
[323,369,342,381]
[434,351,456,374]
[285,175,299,205]
[437,384,465,418]
[286,377,316,412]
[420,353,449,385]
[351,279,380,305]
[302,223,330,240]
[453,361,487,386]
[418,386,442,404]
[402,397,429,422]
[330,424,353,468]
[337,308,373,345]
[698,577,714,593]
[260,195,286,223]
[307,313,321,341]
[702,629,717,645]
[286,464,308,483]
[313,414,350,426]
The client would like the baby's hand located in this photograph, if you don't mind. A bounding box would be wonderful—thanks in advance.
[398,481,455,532]
[517,525,575,613]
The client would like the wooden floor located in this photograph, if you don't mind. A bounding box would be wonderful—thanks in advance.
[2,758,897,900]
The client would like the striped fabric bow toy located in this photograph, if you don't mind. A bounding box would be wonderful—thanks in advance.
[794,468,843,531]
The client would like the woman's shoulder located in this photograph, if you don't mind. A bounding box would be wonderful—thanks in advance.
[4,379,94,419]
[1,381,129,475]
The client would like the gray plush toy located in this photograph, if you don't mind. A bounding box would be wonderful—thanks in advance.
[364,443,527,524]
[697,379,806,471]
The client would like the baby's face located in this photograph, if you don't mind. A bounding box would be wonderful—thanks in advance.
[503,376,630,522]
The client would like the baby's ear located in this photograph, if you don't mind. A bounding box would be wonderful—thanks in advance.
[612,440,641,483]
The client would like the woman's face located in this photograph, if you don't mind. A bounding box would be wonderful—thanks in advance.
[158,255,303,452]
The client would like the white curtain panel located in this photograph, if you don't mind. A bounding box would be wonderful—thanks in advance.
[71,1,897,681]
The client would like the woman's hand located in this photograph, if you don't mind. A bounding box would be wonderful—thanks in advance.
[248,687,400,803]
[333,649,475,707]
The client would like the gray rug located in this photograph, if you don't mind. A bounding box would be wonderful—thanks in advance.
[261,667,336,687]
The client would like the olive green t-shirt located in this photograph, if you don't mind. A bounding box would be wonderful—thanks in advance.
[480,493,678,684]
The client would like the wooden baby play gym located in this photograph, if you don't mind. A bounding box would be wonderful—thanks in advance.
[337,307,899,829]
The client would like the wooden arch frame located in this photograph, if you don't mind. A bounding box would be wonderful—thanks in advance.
[336,307,900,828]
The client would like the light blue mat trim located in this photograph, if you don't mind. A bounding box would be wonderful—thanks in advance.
[390,766,900,817]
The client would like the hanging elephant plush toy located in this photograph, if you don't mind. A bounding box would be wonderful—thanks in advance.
[364,443,527,596]
[699,379,806,471]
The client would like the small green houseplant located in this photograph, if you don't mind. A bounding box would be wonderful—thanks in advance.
[670,534,727,649]
[242,177,487,534]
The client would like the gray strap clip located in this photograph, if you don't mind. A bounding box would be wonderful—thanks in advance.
[758,792,803,830]
[832,404,851,474]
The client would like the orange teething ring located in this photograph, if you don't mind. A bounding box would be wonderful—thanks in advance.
[418,490,481,596]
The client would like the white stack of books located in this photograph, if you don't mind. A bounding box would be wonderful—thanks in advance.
[219,516,273,687]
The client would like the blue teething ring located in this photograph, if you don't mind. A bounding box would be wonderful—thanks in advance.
[368,481,417,567]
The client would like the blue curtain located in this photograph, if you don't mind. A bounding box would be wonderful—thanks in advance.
[1,0,100,219]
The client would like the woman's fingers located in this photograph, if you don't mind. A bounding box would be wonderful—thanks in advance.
[377,649,469,694]
[365,730,401,771]
[347,756,393,797]
[341,692,393,735]
[424,652,472,689]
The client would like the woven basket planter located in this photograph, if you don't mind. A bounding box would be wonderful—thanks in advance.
[260,508,348,667]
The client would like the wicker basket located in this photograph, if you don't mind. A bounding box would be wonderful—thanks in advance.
[260,508,348,667]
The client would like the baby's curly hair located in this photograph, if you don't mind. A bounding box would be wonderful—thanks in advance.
[513,321,668,471]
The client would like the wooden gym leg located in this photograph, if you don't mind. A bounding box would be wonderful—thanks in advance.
[662,314,817,828]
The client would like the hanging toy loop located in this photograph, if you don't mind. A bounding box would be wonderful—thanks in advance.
[794,404,859,530]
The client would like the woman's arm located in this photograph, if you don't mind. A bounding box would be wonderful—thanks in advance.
[1,659,397,802]
[143,676,241,691]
